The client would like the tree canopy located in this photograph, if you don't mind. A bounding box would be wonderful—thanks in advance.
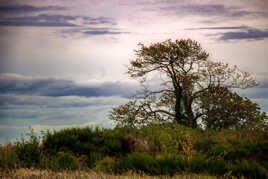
[109,39,267,130]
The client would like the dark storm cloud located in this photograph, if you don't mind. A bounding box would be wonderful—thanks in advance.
[0,5,66,14]
[0,14,116,27]
[0,74,137,98]
[219,28,268,40]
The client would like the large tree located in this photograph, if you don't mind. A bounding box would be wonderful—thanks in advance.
[110,39,266,129]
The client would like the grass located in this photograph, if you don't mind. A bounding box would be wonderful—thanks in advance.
[1,169,221,179]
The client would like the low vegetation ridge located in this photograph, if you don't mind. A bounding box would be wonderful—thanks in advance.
[0,124,267,178]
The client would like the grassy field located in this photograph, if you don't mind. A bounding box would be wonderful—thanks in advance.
[1,169,223,179]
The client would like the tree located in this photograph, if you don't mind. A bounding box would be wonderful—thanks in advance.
[198,86,267,130]
[109,39,266,129]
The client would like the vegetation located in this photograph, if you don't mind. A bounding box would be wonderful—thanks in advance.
[110,39,267,130]
[0,124,267,178]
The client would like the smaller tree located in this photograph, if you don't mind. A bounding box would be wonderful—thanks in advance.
[199,86,267,130]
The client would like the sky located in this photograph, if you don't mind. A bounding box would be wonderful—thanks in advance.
[0,0,268,144]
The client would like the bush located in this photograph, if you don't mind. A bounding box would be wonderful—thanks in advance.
[85,152,104,168]
[43,127,123,157]
[232,160,267,179]
[194,138,217,152]
[115,152,187,176]
[188,155,207,173]
[14,129,41,168]
[115,153,159,174]
[209,144,232,160]
[95,156,116,173]
[155,154,185,175]
[56,152,80,170]
[39,153,59,171]
[206,158,230,175]
[0,143,20,169]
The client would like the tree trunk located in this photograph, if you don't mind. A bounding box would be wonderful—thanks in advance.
[184,96,197,128]
[174,90,197,128]
[174,89,185,125]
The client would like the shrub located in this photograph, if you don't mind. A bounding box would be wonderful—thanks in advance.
[43,127,123,157]
[231,160,267,179]
[39,153,59,171]
[56,152,80,170]
[95,156,116,173]
[194,138,217,152]
[0,143,20,169]
[14,128,41,168]
[85,152,104,168]
[209,143,232,160]
[115,152,187,176]
[206,158,230,175]
[188,155,207,173]
[115,153,159,174]
[155,154,185,176]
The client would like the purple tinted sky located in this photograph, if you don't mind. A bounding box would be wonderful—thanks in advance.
[0,0,268,143]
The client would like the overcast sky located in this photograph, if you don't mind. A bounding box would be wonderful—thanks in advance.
[0,0,268,144]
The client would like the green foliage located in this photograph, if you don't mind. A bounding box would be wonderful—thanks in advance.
[56,152,80,170]
[115,152,159,174]
[95,156,116,173]
[155,154,186,175]
[39,153,59,171]
[232,160,267,179]
[188,155,207,173]
[43,127,123,157]
[206,158,230,175]
[136,123,200,154]
[194,137,217,152]
[0,143,20,170]
[14,128,41,168]
[115,152,188,176]
[85,152,104,168]
[0,124,267,178]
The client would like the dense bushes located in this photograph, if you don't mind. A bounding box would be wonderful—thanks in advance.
[14,129,42,168]
[0,124,267,178]
[43,127,123,157]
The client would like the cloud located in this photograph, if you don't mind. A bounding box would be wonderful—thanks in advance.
[0,94,128,126]
[0,14,77,27]
[219,28,268,40]
[185,26,248,30]
[187,25,268,41]
[0,5,66,14]
[0,14,117,27]
[0,94,129,109]
[61,27,129,36]
[159,3,265,18]
[83,30,128,35]
[0,73,138,98]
